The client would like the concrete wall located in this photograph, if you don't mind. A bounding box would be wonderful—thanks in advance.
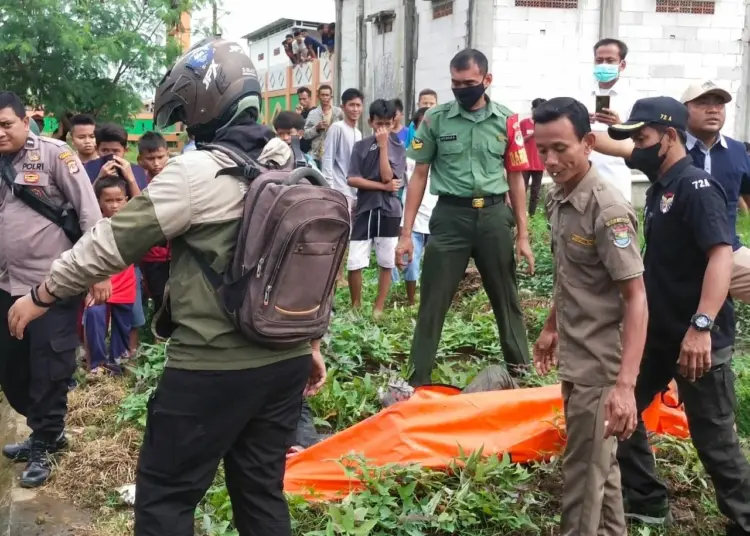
[618,0,745,134]
[414,0,472,103]
[337,0,748,135]
[491,0,601,116]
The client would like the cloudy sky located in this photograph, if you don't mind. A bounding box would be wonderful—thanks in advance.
[193,0,336,45]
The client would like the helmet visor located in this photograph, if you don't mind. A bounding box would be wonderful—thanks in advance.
[154,101,184,130]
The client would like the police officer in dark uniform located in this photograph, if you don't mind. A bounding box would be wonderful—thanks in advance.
[608,97,750,534]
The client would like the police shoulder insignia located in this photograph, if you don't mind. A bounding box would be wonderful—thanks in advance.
[660,193,674,214]
[605,217,630,228]
[24,173,39,184]
[58,151,73,161]
[66,160,79,174]
[24,138,34,149]
[611,223,632,249]
[411,138,424,150]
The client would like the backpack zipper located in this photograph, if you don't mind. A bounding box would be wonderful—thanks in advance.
[262,217,348,307]
[254,196,347,279]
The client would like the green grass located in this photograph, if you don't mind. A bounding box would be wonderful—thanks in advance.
[71,212,750,536]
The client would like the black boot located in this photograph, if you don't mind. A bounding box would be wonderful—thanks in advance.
[20,439,53,488]
[3,432,68,463]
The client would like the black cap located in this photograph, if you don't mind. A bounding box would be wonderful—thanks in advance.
[608,96,688,140]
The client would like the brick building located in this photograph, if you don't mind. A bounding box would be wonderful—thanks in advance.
[337,0,750,140]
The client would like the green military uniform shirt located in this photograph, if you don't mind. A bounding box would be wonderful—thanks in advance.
[406,98,527,198]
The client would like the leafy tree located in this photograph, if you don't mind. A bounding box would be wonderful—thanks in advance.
[0,0,208,131]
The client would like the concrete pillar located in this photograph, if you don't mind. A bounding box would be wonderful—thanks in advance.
[598,0,621,39]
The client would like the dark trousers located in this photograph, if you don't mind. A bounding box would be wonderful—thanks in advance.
[134,355,312,536]
[0,289,79,439]
[84,303,133,368]
[408,200,529,387]
[141,261,170,314]
[522,170,544,216]
[617,346,750,532]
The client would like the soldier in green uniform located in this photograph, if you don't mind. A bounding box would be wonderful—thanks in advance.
[395,49,534,389]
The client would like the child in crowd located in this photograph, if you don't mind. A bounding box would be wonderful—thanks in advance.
[136,132,171,326]
[84,123,149,355]
[69,114,98,164]
[83,176,136,375]
[392,107,438,305]
[405,89,438,147]
[273,111,319,169]
[392,98,409,146]
[346,99,406,317]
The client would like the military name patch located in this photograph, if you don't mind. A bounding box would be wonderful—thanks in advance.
[411,138,424,150]
[439,134,457,142]
[571,234,595,246]
[22,162,43,172]
[58,151,73,160]
[605,217,630,228]
[611,223,632,248]
[660,193,674,213]
[23,173,39,184]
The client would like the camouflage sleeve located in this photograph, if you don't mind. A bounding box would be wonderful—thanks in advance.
[51,144,102,232]
[45,158,193,298]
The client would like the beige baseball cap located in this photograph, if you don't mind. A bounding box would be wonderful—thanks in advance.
[681,80,732,104]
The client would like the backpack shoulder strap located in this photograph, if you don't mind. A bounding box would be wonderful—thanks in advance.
[0,158,65,225]
[199,142,263,181]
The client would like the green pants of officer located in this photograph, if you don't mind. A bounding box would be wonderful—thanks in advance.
[408,199,529,387]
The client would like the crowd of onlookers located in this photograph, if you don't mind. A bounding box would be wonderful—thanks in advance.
[284,85,442,313]
[282,24,335,65]
[52,116,172,377]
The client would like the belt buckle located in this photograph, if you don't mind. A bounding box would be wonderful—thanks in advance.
[471,198,485,209]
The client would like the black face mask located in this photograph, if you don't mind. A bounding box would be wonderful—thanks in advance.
[452,83,486,110]
[626,135,666,183]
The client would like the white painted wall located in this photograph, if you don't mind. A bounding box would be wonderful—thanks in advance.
[491,0,602,117]
[248,29,295,72]
[489,0,746,134]
[618,0,745,134]
[338,0,748,135]
[414,0,471,103]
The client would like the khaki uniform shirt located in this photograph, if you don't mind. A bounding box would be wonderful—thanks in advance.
[0,133,101,296]
[406,99,530,198]
[546,166,644,386]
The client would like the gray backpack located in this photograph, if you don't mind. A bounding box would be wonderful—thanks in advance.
[193,141,351,349]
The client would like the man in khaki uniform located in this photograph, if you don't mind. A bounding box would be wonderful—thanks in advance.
[0,91,101,488]
[532,97,648,536]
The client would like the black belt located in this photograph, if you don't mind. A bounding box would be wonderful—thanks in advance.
[438,195,505,209]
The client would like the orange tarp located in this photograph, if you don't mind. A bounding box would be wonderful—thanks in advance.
[284,383,689,501]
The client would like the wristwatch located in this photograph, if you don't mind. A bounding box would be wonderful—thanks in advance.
[690,313,719,333]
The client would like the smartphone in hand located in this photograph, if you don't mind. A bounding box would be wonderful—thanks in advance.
[595,95,611,114]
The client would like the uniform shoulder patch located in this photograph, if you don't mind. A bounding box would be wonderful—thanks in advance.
[611,223,632,248]
[58,151,73,160]
[605,217,630,228]
[66,159,79,174]
[411,138,424,150]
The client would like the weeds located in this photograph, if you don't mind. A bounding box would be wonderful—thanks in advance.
[48,213,750,536]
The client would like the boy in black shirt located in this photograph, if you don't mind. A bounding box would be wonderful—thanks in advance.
[346,99,406,317]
